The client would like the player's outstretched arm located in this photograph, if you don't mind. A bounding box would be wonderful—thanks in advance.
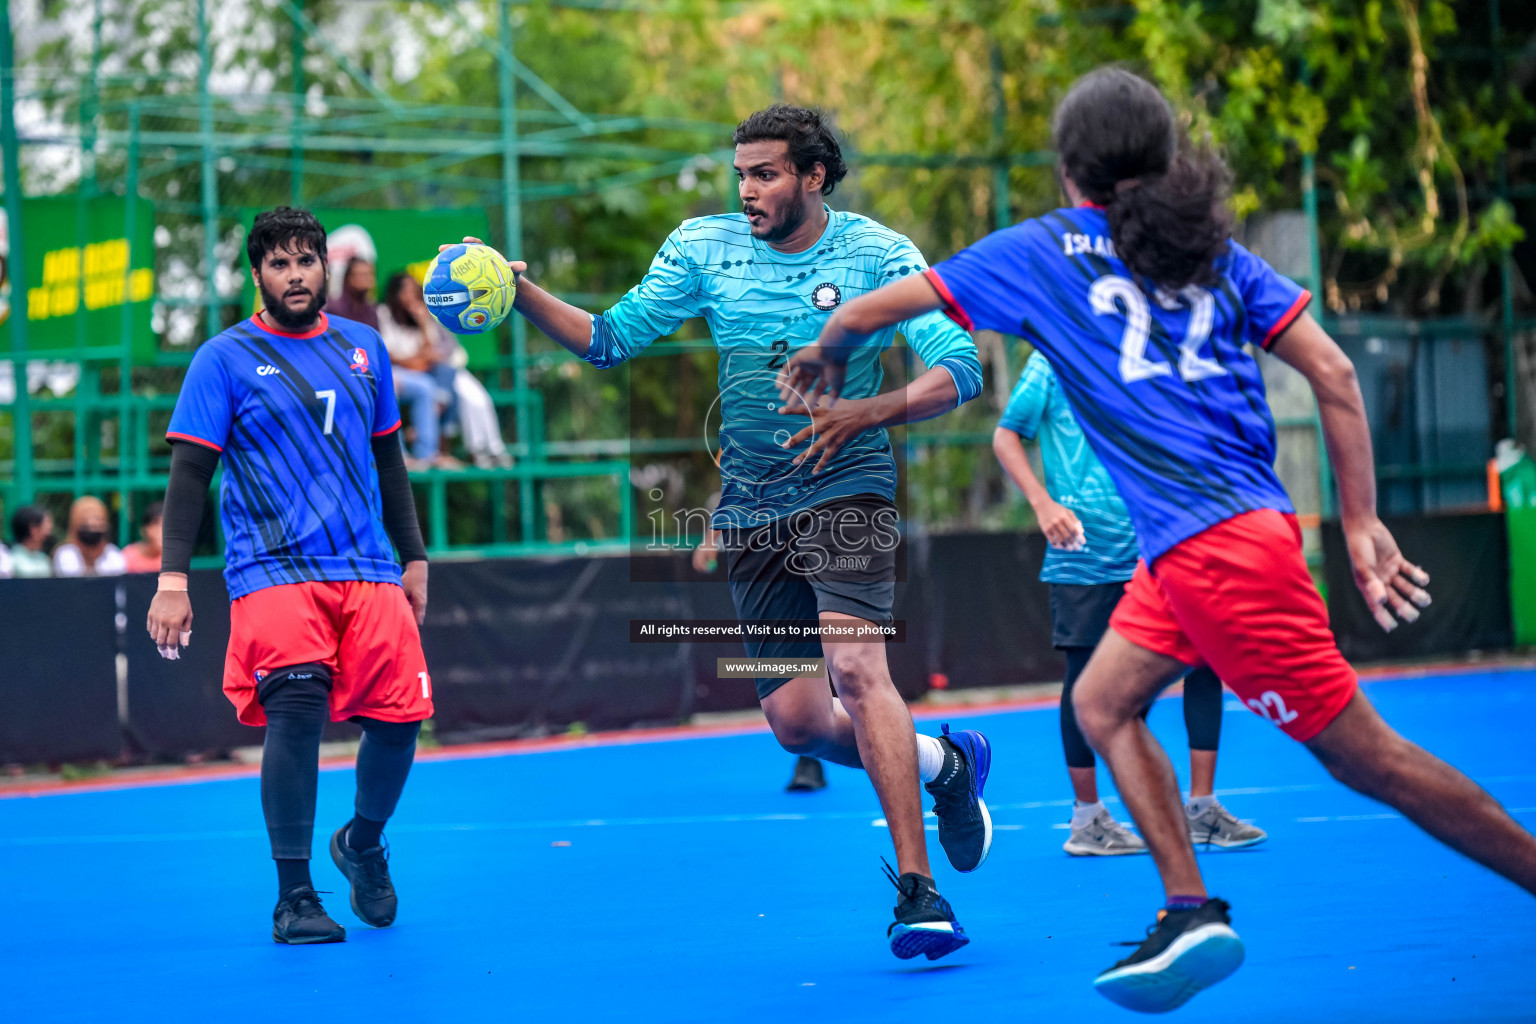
[1270,312,1431,631]
[147,440,221,658]
[442,236,594,358]
[785,274,945,407]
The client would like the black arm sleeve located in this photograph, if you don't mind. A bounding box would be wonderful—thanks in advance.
[161,440,221,575]
[372,434,428,564]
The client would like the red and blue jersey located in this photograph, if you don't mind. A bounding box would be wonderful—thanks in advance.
[929,205,1311,563]
[166,312,405,600]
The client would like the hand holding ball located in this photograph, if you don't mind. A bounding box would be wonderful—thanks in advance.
[423,242,516,335]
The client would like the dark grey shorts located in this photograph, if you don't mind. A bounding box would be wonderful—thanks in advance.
[1048,580,1129,649]
[722,495,897,699]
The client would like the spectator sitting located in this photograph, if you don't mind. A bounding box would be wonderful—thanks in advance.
[8,505,55,578]
[53,496,127,577]
[442,335,514,469]
[327,257,380,331]
[122,501,164,574]
[378,272,463,471]
[377,273,513,470]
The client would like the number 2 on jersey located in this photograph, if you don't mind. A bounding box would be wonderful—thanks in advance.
[1089,276,1227,385]
[314,389,336,435]
[765,339,789,370]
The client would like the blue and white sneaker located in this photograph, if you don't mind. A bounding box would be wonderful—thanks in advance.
[924,724,993,872]
[1094,898,1245,1013]
[883,861,970,961]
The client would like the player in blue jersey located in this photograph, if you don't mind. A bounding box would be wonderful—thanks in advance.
[450,105,991,960]
[147,208,434,945]
[793,68,1536,1011]
[993,351,1265,855]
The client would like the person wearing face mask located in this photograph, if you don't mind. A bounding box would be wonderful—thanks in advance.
[53,495,127,577]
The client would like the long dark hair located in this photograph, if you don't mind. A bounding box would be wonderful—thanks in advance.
[383,271,418,326]
[1052,68,1233,289]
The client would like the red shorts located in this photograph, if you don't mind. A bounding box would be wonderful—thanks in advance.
[223,580,433,727]
[1109,509,1357,742]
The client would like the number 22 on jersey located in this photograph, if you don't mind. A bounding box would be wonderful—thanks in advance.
[1089,275,1227,385]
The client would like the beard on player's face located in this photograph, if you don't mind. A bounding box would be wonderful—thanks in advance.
[257,262,328,330]
[744,180,812,243]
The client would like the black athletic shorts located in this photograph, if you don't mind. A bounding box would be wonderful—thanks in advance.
[722,495,898,700]
[1048,580,1130,649]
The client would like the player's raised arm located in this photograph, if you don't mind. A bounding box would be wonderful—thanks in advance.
[1269,311,1431,631]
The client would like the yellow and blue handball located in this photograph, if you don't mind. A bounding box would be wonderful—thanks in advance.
[423,243,515,335]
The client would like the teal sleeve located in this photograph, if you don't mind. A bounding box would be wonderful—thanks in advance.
[587,225,702,368]
[885,236,982,407]
[998,351,1052,439]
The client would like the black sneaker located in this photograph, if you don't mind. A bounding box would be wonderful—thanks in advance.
[329,825,398,928]
[1093,898,1245,1013]
[785,755,827,792]
[883,860,970,961]
[272,886,347,945]
[923,724,993,872]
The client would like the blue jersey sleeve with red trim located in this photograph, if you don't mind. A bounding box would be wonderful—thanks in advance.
[1222,241,1311,349]
[926,224,1036,336]
[167,343,235,451]
[368,331,402,435]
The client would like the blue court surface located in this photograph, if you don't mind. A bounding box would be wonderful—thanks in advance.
[3,667,1534,1023]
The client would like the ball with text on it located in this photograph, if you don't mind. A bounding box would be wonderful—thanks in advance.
[423,242,515,335]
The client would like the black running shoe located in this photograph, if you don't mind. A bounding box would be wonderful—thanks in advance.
[883,860,970,961]
[272,887,346,945]
[329,825,398,928]
[785,755,827,792]
[1093,898,1244,1013]
[923,724,993,872]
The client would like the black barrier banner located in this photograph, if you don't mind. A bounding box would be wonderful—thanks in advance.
[927,532,1065,688]
[0,577,121,764]
[421,554,696,742]
[1323,512,1511,662]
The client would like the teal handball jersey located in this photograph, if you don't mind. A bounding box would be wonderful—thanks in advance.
[585,209,983,528]
[999,351,1139,585]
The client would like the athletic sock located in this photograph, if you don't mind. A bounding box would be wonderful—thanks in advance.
[276,858,312,895]
[1166,894,1207,912]
[1186,795,1216,817]
[1071,799,1104,830]
[346,814,387,852]
[916,733,946,783]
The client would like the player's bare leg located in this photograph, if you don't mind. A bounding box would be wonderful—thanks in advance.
[761,675,861,767]
[1306,690,1536,894]
[818,630,930,879]
[1072,628,1205,898]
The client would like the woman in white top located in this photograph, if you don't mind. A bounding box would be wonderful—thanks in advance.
[52,495,127,577]
[377,272,512,469]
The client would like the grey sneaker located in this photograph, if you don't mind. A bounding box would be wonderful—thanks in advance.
[1187,801,1268,849]
[1063,808,1148,856]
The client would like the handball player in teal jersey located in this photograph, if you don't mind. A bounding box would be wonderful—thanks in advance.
[791,67,1536,1012]
[451,105,991,960]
